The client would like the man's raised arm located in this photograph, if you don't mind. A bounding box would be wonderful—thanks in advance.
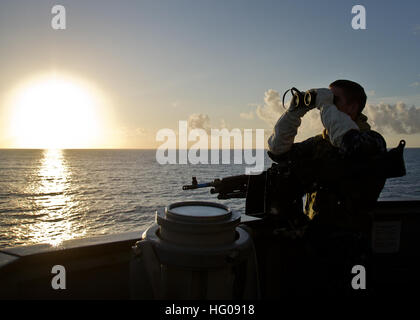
[267,92,313,155]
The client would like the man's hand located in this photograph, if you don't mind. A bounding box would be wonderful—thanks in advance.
[288,91,313,118]
[309,88,334,109]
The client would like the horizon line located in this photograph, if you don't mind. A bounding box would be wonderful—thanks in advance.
[0,147,271,150]
[1,147,419,150]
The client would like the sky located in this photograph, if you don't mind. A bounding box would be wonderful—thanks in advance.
[0,0,419,148]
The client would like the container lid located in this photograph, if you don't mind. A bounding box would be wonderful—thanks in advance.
[155,201,241,245]
[165,201,232,222]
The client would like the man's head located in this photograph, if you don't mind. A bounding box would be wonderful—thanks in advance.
[329,80,367,121]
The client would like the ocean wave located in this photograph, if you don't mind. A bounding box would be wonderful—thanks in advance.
[0,208,35,214]
[1,148,419,248]
[1,212,49,219]
[0,191,64,198]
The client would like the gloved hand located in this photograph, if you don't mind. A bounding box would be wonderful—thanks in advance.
[306,88,359,148]
[309,88,334,109]
[288,91,313,117]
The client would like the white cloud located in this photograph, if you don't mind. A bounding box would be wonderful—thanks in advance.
[410,82,420,88]
[365,102,420,134]
[252,89,420,144]
[187,113,211,133]
[240,111,254,120]
[186,114,235,132]
[255,89,286,126]
[219,118,229,129]
[135,128,148,135]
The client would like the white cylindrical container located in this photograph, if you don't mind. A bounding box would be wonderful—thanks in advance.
[130,201,259,300]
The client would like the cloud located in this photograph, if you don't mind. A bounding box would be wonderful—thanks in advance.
[252,89,420,142]
[366,90,376,96]
[187,114,234,133]
[410,82,420,88]
[255,89,286,126]
[240,111,254,120]
[135,128,148,135]
[413,25,420,35]
[365,102,420,134]
[219,118,229,129]
[187,113,211,132]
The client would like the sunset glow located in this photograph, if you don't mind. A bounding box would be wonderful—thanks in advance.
[5,74,111,149]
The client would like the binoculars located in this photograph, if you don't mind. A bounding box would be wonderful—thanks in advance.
[282,87,317,109]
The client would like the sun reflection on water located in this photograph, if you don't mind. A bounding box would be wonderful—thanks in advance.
[28,149,85,246]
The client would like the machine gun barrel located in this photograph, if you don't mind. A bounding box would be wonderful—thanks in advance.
[182,182,214,190]
[182,175,249,199]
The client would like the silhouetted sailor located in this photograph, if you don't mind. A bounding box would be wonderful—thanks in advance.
[268,80,387,293]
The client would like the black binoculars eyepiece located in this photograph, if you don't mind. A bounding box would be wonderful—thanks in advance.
[304,89,316,107]
[282,87,317,109]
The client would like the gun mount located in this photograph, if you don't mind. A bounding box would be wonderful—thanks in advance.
[182,140,407,221]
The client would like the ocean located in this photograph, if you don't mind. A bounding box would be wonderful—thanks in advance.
[0,148,419,248]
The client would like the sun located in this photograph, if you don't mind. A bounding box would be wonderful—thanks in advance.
[5,73,111,149]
